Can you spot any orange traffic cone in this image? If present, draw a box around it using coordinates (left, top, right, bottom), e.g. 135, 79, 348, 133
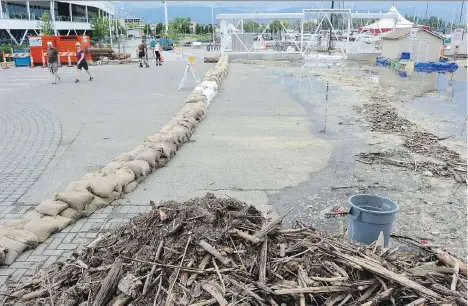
41, 50, 47, 68
67, 51, 73, 67
2, 52, 9, 69
58, 52, 62, 67
30, 56, 35, 68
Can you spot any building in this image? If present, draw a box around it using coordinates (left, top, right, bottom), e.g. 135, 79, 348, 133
359, 5, 413, 35
0, 1, 114, 45
118, 17, 142, 38
190, 21, 196, 34
381, 27, 444, 62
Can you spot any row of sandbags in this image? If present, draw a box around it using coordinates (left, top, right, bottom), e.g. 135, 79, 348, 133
0, 55, 230, 266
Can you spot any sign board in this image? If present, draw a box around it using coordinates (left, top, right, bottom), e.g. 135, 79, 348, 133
410, 26, 418, 39
82, 36, 88, 43
29, 37, 42, 47
452, 28, 463, 46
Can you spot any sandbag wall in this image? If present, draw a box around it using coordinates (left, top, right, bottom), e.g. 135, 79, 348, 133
0, 55, 229, 266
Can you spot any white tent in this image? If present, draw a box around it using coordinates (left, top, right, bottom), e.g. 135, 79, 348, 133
359, 5, 413, 35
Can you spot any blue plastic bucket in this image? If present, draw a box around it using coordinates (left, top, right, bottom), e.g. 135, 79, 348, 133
347, 194, 399, 247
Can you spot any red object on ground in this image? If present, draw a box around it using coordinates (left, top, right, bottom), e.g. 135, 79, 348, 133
420, 240, 429, 245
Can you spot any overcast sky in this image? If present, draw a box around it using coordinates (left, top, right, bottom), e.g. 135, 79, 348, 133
121, 1, 466, 21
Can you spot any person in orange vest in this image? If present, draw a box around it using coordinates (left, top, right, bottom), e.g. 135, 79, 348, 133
47, 41, 61, 84
75, 42, 93, 83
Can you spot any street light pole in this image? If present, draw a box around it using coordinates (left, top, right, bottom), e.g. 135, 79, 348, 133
211, 5, 219, 44
163, 1, 168, 35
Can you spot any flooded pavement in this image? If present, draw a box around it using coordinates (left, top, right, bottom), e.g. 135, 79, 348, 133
238, 60, 467, 258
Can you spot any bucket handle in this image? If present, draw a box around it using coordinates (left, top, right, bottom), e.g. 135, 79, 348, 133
348, 207, 361, 220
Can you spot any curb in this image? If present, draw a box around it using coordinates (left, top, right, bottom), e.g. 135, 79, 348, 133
0, 55, 230, 266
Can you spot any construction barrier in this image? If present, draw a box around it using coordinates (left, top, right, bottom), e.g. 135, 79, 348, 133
2, 51, 10, 69
174, 46, 184, 60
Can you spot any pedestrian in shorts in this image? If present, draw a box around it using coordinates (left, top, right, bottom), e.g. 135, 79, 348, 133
138, 39, 149, 68
47, 41, 60, 84
75, 42, 93, 83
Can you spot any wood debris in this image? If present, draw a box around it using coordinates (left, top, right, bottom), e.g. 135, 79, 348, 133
3, 194, 467, 306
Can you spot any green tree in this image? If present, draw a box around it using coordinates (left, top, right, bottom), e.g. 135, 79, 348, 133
38, 12, 54, 35
195, 24, 203, 35
143, 24, 152, 36
155, 22, 164, 35
90, 13, 109, 41
244, 21, 259, 33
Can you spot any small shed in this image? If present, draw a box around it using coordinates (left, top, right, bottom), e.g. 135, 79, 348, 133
381, 27, 444, 62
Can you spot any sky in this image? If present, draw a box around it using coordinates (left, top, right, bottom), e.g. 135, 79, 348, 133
120, 1, 467, 22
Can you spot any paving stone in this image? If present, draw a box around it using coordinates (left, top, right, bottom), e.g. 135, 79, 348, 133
0, 268, 16, 276
62, 233, 77, 244
8, 261, 36, 269
43, 256, 59, 268
56, 243, 79, 250
0, 275, 8, 286
10, 269, 27, 282
42, 249, 64, 256
27, 255, 50, 262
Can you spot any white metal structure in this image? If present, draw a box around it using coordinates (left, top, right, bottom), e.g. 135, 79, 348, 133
0, 1, 114, 44
217, 9, 399, 59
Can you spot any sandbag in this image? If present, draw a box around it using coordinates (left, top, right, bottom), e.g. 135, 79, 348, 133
157, 157, 169, 168
66, 180, 91, 192
124, 160, 150, 177
102, 161, 125, 175
0, 237, 28, 265
83, 172, 106, 180
35, 199, 69, 216
89, 176, 118, 198
185, 93, 207, 104
146, 133, 165, 143
136, 149, 161, 168
0, 228, 39, 248
23, 210, 43, 220
153, 141, 177, 158
60, 208, 82, 220
42, 215, 73, 230
55, 190, 94, 211
83, 196, 108, 216
123, 181, 138, 193
114, 167, 136, 186
23, 219, 57, 243
0, 248, 5, 265
114, 153, 134, 163
7, 219, 29, 230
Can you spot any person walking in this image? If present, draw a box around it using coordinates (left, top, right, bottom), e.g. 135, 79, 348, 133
75, 42, 93, 83
155, 40, 163, 66
47, 41, 60, 84
138, 39, 149, 68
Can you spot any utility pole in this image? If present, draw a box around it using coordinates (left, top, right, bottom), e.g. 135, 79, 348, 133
424, 4, 428, 20
328, 1, 334, 55
459, 1, 465, 25
163, 1, 168, 35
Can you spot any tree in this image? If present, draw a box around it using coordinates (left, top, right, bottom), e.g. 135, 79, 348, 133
195, 24, 203, 35
38, 12, 54, 35
90, 13, 109, 41
155, 22, 164, 35
244, 21, 259, 33
143, 24, 152, 36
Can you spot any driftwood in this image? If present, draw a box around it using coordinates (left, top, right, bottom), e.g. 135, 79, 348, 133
91, 258, 122, 306
3, 194, 467, 306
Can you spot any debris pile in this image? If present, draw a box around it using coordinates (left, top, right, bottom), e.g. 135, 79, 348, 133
5, 194, 467, 306
0, 55, 230, 266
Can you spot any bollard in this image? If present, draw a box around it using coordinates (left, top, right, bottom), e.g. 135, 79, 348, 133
2, 51, 10, 69
67, 51, 73, 67
41, 51, 47, 68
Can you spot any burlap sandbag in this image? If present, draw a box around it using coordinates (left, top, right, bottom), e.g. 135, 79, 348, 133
60, 208, 82, 220
124, 160, 150, 177
66, 180, 91, 192
185, 93, 207, 104
35, 199, 69, 216
136, 149, 161, 168
102, 161, 125, 175
7, 219, 29, 230
42, 215, 73, 230
114, 153, 134, 163
0, 237, 28, 265
55, 190, 94, 211
83, 196, 108, 216
146, 133, 164, 143
150, 141, 176, 158
83, 172, 104, 180
157, 157, 169, 168
114, 167, 136, 187
0, 228, 38, 248
22, 210, 43, 221
89, 176, 118, 198
123, 181, 138, 193
23, 219, 57, 243
0, 248, 5, 265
